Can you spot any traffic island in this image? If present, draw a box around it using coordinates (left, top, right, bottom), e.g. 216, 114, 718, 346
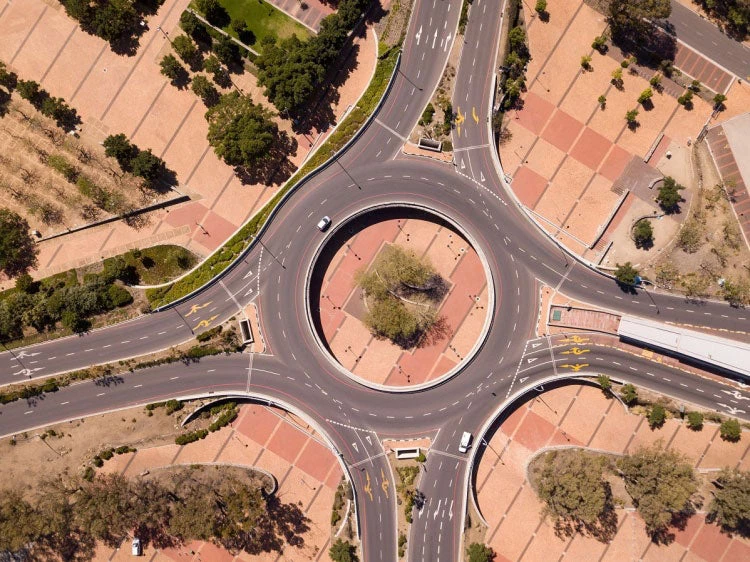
309, 206, 491, 389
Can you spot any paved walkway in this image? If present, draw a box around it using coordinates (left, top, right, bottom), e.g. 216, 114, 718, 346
476, 384, 750, 562
320, 217, 488, 387
95, 403, 343, 561
0, 0, 375, 284
265, 0, 334, 32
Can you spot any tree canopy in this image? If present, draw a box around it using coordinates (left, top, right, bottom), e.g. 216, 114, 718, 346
656, 176, 684, 213
535, 449, 617, 541
0, 209, 38, 277
205, 92, 279, 168
707, 467, 750, 537
617, 445, 698, 541
466, 542, 495, 562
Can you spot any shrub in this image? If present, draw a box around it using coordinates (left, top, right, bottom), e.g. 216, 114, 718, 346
175, 429, 209, 445
418, 102, 435, 125
598, 94, 606, 109
597, 374, 612, 394
633, 219, 653, 248
92, 456, 104, 467
47, 154, 78, 183
614, 262, 639, 286
535, 0, 547, 16
620, 383, 638, 405
107, 284, 133, 307
686, 412, 703, 431
208, 406, 238, 432
591, 34, 607, 52
625, 109, 639, 124
196, 325, 222, 342
713, 93, 727, 108
165, 399, 183, 415
648, 404, 666, 429
677, 89, 694, 108
720, 419, 742, 442
580, 55, 592, 70
649, 74, 662, 87
637, 88, 653, 104
99, 448, 114, 460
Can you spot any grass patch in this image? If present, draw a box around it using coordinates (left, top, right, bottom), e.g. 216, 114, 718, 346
211, 0, 311, 51
147, 45, 401, 309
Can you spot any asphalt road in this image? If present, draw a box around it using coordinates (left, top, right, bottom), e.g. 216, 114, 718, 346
667, 0, 750, 79
2, 0, 750, 560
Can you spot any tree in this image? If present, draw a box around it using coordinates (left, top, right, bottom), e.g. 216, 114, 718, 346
598, 94, 606, 109
191, 74, 219, 106
648, 404, 666, 429
713, 93, 728, 109
682, 411, 703, 431
649, 73, 662, 88
467, 542, 495, 562
534, 0, 548, 18
364, 297, 421, 344
130, 149, 164, 183
720, 418, 742, 442
609, 0, 671, 39
160, 54, 185, 81
0, 60, 17, 90
103, 133, 137, 169
707, 468, 750, 537
205, 92, 279, 167
614, 262, 639, 286
581, 55, 592, 70
633, 219, 653, 249
592, 34, 608, 52
656, 176, 683, 213
722, 278, 750, 308
16, 79, 41, 103
213, 34, 241, 66
618, 445, 698, 540
677, 89, 694, 108
637, 87, 653, 104
620, 383, 638, 405
625, 109, 639, 126
611, 67, 623, 88
0, 491, 43, 552
536, 450, 616, 541
329, 539, 358, 562
171, 34, 200, 67
0, 209, 38, 277
196, 0, 230, 27
15, 273, 35, 293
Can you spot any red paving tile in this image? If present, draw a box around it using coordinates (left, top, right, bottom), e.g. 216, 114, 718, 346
513, 166, 549, 207
548, 427, 584, 447
197, 542, 234, 562
674, 514, 703, 548
541, 109, 584, 152
690, 519, 732, 561
723, 539, 750, 562
649, 134, 672, 164
515, 91, 556, 135
325, 463, 344, 489
599, 146, 633, 182
196, 210, 240, 251
236, 405, 281, 446
569, 127, 612, 171
320, 308, 346, 342
429, 355, 457, 378
295, 439, 337, 482
502, 407, 527, 437
513, 409, 556, 451
266, 421, 309, 464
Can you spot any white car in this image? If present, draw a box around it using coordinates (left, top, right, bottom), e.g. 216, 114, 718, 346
131, 538, 142, 556
458, 431, 472, 453
317, 216, 332, 231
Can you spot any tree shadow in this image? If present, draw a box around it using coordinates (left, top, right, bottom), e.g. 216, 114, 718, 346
234, 132, 299, 186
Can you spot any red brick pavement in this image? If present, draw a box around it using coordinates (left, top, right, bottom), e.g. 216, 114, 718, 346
569, 127, 612, 171
267, 419, 309, 464
513, 166, 548, 207
541, 109, 584, 153
674, 43, 733, 94
598, 146, 633, 182
515, 91, 556, 135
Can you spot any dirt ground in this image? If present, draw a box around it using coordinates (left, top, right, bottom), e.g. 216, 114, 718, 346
642, 141, 750, 297
0, 98, 166, 236
0, 403, 185, 499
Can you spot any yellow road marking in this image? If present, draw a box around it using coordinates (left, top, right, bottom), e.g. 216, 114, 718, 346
456, 106, 465, 137
561, 347, 590, 356
472, 106, 479, 124
195, 314, 218, 329
559, 335, 589, 344
560, 363, 589, 372
364, 471, 373, 501
380, 468, 390, 499
185, 301, 212, 317
641, 350, 653, 359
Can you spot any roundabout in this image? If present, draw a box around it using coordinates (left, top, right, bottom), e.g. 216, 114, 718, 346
0, 0, 749, 561
308, 204, 494, 390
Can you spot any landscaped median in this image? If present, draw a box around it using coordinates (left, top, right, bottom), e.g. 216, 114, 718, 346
146, 44, 402, 310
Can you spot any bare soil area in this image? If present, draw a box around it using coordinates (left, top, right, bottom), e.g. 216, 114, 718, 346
643, 141, 750, 299
0, 403, 187, 500
0, 99, 171, 237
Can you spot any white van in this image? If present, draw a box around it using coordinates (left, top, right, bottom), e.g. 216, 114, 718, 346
458, 431, 472, 453
131, 538, 142, 556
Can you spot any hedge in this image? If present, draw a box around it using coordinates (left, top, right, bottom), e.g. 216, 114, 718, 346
175, 429, 209, 445
147, 45, 401, 309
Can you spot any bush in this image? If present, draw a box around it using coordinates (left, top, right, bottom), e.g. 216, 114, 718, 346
597, 374, 612, 394
720, 419, 742, 442
106, 284, 133, 307
196, 325, 222, 342
208, 406, 238, 432
614, 262, 639, 286
625, 109, 639, 124
648, 404, 666, 429
677, 89, 694, 108
175, 429, 209, 445
92, 456, 104, 468
591, 34, 607, 52
418, 102, 435, 125
637, 88, 653, 104
535, 0, 547, 16
633, 219, 653, 249
686, 412, 703, 431
598, 94, 606, 109
580, 55, 592, 70
620, 383, 638, 405
713, 93, 727, 108
165, 399, 183, 415
466, 543, 495, 562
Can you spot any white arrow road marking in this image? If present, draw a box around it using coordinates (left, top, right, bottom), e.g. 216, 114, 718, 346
432, 29, 437, 49
13, 367, 44, 377
365, 435, 372, 446
352, 442, 359, 453
242, 269, 254, 279
717, 403, 746, 415
531, 342, 544, 348
519, 376, 529, 384
480, 170, 485, 182
460, 158, 466, 170
415, 25, 422, 45
526, 357, 538, 364
433, 499, 442, 519
449, 500, 454, 520
444, 32, 452, 52
722, 390, 750, 401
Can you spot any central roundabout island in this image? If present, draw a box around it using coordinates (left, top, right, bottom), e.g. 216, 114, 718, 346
308, 206, 493, 389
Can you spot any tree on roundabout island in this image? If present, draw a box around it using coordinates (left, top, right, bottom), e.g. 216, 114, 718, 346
355, 245, 449, 349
